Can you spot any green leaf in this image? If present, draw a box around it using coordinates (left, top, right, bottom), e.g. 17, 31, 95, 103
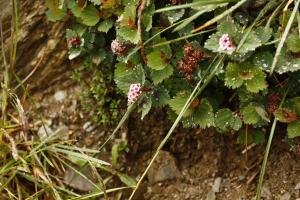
224, 62, 244, 89
80, 5, 100, 26
252, 51, 273, 72
287, 121, 300, 138
255, 27, 272, 44
215, 108, 242, 132
117, 27, 139, 44
114, 63, 145, 94
151, 65, 173, 84
169, 92, 193, 117
193, 99, 214, 128
241, 103, 262, 125
236, 30, 261, 54
147, 46, 171, 70
120, 4, 136, 27
286, 31, 300, 53
46, 9, 65, 22
141, 97, 152, 120
225, 62, 267, 93
117, 173, 137, 187
97, 19, 114, 33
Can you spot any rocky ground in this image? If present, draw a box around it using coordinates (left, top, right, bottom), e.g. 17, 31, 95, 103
30, 83, 300, 200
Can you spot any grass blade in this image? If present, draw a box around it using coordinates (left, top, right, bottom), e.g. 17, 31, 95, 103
270, 0, 300, 75
192, 0, 248, 33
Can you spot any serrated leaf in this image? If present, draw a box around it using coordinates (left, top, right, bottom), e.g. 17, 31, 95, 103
287, 121, 300, 138
151, 65, 173, 84
255, 27, 272, 44
252, 51, 273, 72
224, 63, 244, 89
165, 9, 185, 24
147, 46, 171, 70
193, 99, 214, 128
141, 97, 152, 120
225, 62, 267, 93
241, 104, 262, 125
80, 5, 100, 26
286, 32, 300, 53
120, 4, 136, 27
237, 30, 261, 54
46, 9, 65, 22
244, 69, 267, 93
97, 19, 114, 33
255, 106, 270, 122
114, 63, 145, 94
117, 27, 139, 44
169, 92, 193, 117
215, 108, 242, 132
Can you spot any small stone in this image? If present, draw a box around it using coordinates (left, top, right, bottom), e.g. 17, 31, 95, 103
147, 150, 180, 184
37, 125, 53, 140
54, 90, 66, 102
295, 182, 300, 190
206, 191, 216, 200
212, 177, 222, 193
280, 193, 291, 200
83, 121, 93, 132
64, 167, 96, 192
261, 184, 272, 199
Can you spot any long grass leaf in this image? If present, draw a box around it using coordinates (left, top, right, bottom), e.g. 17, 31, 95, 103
192, 0, 248, 33
270, 0, 300, 75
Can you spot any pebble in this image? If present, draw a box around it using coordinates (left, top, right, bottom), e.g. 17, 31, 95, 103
212, 177, 222, 193
54, 90, 66, 102
295, 182, 300, 190
206, 191, 216, 200
280, 193, 291, 200
147, 150, 180, 184
37, 124, 53, 139
261, 184, 272, 199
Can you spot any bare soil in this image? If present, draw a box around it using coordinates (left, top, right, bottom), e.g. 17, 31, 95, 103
33, 84, 300, 200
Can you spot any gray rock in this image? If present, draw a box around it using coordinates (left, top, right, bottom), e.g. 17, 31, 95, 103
37, 125, 53, 140
54, 90, 66, 102
147, 150, 180, 184
280, 193, 291, 200
206, 191, 216, 200
212, 177, 222, 193
83, 121, 94, 132
295, 182, 300, 190
64, 167, 96, 192
261, 184, 272, 199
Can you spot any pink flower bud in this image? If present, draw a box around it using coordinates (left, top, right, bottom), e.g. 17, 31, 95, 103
219, 34, 235, 55
127, 83, 142, 105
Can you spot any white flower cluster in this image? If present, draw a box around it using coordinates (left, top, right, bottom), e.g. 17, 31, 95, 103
219, 34, 235, 55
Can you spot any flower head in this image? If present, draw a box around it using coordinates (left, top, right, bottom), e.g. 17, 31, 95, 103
111, 39, 127, 56
128, 83, 142, 105
219, 34, 235, 55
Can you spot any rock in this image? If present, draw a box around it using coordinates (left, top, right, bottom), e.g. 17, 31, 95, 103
280, 193, 291, 200
83, 121, 94, 132
37, 124, 53, 139
261, 184, 272, 199
147, 150, 180, 184
206, 191, 216, 200
64, 167, 96, 192
54, 90, 66, 102
295, 182, 300, 190
212, 177, 222, 193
